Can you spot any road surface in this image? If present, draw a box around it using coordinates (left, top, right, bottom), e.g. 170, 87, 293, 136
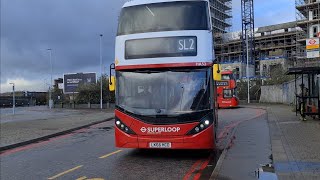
0, 107, 269, 180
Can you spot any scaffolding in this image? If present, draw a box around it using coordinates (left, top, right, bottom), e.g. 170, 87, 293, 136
214, 22, 298, 77
210, 0, 232, 34
295, 0, 320, 67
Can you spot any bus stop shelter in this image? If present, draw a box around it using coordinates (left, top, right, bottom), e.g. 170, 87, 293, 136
286, 67, 320, 120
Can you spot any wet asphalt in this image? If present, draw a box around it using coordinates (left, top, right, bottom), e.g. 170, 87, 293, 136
0, 107, 269, 180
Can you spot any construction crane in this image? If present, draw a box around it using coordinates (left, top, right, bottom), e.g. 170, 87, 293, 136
241, 0, 255, 103
241, 0, 255, 73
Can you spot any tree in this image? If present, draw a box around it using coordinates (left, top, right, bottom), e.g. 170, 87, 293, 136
76, 83, 99, 104
264, 65, 294, 85
237, 79, 262, 101
52, 84, 64, 104
76, 75, 115, 104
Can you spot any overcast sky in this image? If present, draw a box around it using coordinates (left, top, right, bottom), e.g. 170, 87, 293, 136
0, 0, 295, 93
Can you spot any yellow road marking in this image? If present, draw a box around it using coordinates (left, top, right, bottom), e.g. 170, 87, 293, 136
99, 150, 122, 159
48, 165, 83, 180
76, 176, 87, 180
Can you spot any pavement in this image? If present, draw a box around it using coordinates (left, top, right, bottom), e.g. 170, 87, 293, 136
267, 104, 320, 180
211, 104, 320, 180
0, 106, 114, 148
216, 107, 271, 180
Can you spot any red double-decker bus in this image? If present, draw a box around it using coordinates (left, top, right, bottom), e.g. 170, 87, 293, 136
216, 70, 239, 108
110, 0, 218, 149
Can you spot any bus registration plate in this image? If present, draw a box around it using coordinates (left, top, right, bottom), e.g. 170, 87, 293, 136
149, 142, 172, 148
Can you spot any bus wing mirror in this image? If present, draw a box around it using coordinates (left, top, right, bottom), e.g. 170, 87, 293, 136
109, 63, 115, 92
109, 76, 116, 92
213, 64, 221, 81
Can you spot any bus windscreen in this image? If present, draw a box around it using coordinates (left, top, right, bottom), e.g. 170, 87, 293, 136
116, 68, 211, 117
117, 1, 209, 35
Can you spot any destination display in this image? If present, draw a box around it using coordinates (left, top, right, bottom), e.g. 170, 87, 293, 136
125, 36, 197, 59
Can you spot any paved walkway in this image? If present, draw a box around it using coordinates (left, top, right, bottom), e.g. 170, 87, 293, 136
267, 104, 320, 179
217, 108, 271, 180
0, 106, 114, 147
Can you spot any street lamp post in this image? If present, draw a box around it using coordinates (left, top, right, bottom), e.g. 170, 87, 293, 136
47, 48, 53, 109
246, 32, 250, 104
9, 83, 15, 115
100, 34, 103, 110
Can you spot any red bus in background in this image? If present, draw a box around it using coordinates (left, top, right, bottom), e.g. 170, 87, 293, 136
216, 70, 239, 108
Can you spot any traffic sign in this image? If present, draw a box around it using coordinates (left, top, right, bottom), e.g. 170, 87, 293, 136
306, 38, 320, 58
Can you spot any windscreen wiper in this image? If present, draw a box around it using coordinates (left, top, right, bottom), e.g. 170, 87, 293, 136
145, 6, 155, 16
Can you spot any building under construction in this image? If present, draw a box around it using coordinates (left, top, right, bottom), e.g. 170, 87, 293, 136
296, 0, 320, 67
209, 0, 232, 34
215, 22, 298, 78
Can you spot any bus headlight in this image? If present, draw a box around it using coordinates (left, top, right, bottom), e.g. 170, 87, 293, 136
204, 120, 210, 125
186, 117, 213, 135
115, 117, 136, 135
